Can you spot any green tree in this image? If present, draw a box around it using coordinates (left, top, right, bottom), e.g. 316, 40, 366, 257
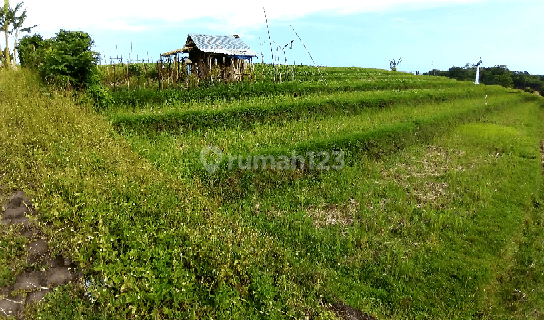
9, 2, 36, 65
17, 33, 46, 68
448, 66, 469, 81
39, 30, 99, 88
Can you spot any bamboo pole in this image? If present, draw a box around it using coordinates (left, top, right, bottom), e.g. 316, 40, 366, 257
157, 61, 162, 91
127, 56, 130, 90
113, 63, 116, 90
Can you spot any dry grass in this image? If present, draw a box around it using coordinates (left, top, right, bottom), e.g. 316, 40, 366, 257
380, 145, 468, 208
305, 198, 360, 228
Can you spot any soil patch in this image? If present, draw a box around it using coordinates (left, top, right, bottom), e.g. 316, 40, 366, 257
330, 302, 379, 320
0, 191, 79, 318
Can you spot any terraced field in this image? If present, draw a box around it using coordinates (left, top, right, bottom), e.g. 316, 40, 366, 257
1, 67, 543, 319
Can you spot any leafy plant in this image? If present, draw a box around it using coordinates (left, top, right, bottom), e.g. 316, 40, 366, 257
8, 1, 36, 65
16, 32, 44, 68
40, 30, 99, 88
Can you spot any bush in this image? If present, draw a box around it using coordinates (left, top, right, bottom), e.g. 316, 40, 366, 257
17, 34, 47, 69
85, 68, 113, 109
41, 30, 99, 88
87, 83, 113, 109
18, 30, 99, 89
18, 30, 112, 109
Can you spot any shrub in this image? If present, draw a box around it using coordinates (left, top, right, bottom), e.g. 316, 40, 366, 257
41, 30, 99, 88
17, 34, 47, 69
18, 30, 99, 89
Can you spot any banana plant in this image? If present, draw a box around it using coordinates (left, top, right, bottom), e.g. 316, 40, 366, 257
9, 2, 36, 66
2, 0, 9, 68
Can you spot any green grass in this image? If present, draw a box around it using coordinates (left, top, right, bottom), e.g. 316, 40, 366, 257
1, 67, 543, 320
219, 96, 544, 319
109, 86, 493, 134
0, 223, 27, 288
114, 90, 519, 184
104, 66, 467, 110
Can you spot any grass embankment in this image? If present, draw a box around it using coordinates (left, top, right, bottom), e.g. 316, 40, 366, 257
228, 96, 544, 319
110, 87, 491, 134
106, 67, 465, 109
0, 70, 337, 319
1, 67, 544, 319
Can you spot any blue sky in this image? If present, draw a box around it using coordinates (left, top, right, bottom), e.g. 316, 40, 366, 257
16, 0, 544, 74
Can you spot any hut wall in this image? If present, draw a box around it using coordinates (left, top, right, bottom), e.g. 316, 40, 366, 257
188, 49, 250, 82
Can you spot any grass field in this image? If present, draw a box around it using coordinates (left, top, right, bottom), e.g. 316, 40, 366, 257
1, 67, 543, 319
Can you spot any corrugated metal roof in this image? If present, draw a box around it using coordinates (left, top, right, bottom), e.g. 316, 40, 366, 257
187, 34, 257, 57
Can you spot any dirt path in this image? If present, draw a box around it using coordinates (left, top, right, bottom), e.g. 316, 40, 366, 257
0, 191, 79, 318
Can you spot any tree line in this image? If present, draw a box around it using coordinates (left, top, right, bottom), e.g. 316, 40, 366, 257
424, 64, 543, 93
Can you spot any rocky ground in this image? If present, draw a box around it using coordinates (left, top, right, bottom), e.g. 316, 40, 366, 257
0, 190, 376, 320
0, 191, 79, 318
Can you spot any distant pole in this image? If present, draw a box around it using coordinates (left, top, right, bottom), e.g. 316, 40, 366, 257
263, 7, 276, 84
127, 54, 130, 90
259, 37, 264, 82
113, 62, 116, 90
290, 25, 325, 84
157, 60, 162, 91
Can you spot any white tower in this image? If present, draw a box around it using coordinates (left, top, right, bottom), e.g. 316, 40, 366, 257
475, 58, 483, 85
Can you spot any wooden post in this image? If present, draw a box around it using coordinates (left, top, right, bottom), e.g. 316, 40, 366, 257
176, 54, 180, 83
157, 61, 162, 91
168, 57, 171, 87
144, 61, 148, 88
113, 63, 116, 90
174, 55, 178, 83
127, 59, 130, 90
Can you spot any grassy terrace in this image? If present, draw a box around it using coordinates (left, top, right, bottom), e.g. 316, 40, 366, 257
1, 67, 543, 319
107, 67, 466, 109
110, 87, 491, 133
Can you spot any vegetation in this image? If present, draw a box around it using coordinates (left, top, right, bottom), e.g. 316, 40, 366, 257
389, 58, 401, 72
0, 0, 35, 68
1, 64, 544, 320
18, 30, 100, 88
425, 64, 543, 93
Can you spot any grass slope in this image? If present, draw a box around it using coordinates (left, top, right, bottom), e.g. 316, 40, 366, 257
1, 67, 543, 320
0, 70, 334, 319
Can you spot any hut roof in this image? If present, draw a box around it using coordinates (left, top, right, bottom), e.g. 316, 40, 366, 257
182, 34, 257, 58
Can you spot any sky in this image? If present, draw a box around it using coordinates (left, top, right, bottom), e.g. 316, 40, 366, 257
9, 0, 544, 75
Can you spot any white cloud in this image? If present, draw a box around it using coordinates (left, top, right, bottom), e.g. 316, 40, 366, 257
22, 0, 489, 34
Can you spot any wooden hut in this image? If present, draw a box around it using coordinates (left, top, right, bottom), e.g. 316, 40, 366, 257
161, 34, 257, 82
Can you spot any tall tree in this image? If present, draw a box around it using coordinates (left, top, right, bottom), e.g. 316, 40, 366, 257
0, 7, 4, 67
9, 2, 36, 66
2, 0, 11, 68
